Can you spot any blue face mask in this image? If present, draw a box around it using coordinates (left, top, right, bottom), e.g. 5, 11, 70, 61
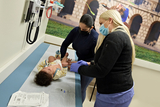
99, 23, 110, 36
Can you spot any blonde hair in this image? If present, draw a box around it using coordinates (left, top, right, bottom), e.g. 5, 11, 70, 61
95, 10, 135, 65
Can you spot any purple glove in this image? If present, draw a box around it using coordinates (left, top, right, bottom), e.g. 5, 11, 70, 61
70, 63, 82, 73
77, 60, 88, 66
70, 60, 88, 73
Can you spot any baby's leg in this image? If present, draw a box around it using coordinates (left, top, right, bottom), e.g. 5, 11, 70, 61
48, 56, 56, 63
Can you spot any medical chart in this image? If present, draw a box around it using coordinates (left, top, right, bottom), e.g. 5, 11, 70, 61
7, 91, 49, 107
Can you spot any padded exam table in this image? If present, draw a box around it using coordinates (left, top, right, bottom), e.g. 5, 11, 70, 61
0, 43, 82, 107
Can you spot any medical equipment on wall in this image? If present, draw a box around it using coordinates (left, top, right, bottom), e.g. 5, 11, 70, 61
24, 0, 64, 44
45, 0, 53, 18
24, 0, 45, 44
52, 1, 64, 13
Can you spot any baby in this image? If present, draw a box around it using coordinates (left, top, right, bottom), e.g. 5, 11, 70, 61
34, 50, 73, 86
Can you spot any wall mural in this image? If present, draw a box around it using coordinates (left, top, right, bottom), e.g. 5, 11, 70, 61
46, 0, 160, 64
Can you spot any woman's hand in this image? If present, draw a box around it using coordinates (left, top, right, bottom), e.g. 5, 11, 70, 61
70, 60, 88, 73
67, 60, 77, 70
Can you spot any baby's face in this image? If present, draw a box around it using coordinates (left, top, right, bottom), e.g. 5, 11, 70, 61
41, 64, 61, 77
41, 66, 53, 76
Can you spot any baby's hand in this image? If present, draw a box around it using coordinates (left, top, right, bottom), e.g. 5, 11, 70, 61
67, 58, 72, 64
64, 52, 69, 57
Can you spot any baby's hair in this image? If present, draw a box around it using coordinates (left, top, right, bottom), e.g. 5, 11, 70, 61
34, 71, 52, 86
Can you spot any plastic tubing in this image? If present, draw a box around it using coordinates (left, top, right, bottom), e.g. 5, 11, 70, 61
46, 6, 52, 18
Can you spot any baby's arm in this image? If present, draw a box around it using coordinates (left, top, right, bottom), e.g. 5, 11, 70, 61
61, 53, 69, 67
37, 60, 47, 71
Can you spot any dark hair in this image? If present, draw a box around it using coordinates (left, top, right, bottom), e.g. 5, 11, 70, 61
34, 71, 52, 86
80, 14, 94, 28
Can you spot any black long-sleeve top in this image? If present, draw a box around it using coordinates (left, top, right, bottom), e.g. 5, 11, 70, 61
78, 30, 134, 94
60, 27, 98, 62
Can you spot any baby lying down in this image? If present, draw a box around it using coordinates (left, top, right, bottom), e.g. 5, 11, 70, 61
34, 50, 76, 86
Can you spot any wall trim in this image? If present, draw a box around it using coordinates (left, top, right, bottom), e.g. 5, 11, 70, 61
134, 58, 160, 72
0, 36, 45, 84
44, 34, 73, 49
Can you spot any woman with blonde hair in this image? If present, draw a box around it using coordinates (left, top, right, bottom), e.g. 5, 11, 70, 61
70, 10, 135, 107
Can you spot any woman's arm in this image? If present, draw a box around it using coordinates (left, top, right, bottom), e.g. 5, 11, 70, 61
60, 27, 77, 58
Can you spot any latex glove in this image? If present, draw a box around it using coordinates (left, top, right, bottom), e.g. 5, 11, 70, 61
77, 60, 88, 66
70, 60, 88, 73
70, 63, 82, 73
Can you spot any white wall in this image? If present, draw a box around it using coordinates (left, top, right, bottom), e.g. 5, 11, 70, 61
0, 0, 49, 83
130, 59, 160, 107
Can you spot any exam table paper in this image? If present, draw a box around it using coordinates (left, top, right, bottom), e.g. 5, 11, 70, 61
18, 45, 77, 107
8, 91, 49, 107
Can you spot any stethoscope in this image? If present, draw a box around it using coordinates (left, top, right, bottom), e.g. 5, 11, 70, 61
26, 12, 41, 44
